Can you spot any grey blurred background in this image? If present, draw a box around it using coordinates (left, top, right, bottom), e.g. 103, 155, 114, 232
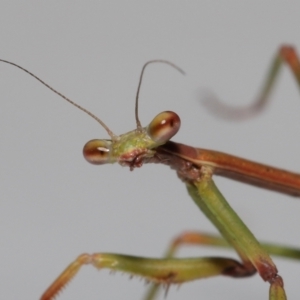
0, 2, 299, 300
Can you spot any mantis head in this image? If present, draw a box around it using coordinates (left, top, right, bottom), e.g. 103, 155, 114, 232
83, 110, 181, 166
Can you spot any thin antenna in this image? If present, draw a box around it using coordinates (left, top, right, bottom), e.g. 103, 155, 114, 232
135, 60, 185, 130
0, 59, 117, 139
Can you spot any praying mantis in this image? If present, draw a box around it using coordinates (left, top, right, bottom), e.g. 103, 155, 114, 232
1, 45, 300, 300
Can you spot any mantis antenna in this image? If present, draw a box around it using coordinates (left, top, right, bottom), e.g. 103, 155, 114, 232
0, 59, 184, 137
0, 59, 117, 139
135, 60, 185, 130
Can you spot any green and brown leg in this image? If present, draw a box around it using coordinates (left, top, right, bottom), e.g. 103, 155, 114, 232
41, 251, 259, 300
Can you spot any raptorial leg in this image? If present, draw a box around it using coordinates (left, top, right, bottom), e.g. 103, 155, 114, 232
40, 252, 257, 300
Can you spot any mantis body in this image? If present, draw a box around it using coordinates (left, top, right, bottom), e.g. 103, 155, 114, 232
1, 46, 300, 300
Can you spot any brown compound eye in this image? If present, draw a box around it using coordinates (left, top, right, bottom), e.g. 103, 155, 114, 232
83, 139, 112, 165
147, 111, 181, 144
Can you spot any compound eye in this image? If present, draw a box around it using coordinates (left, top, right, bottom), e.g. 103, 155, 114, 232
147, 111, 181, 144
83, 139, 112, 165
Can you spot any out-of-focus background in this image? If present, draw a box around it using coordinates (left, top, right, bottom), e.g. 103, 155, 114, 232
0, 2, 299, 300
